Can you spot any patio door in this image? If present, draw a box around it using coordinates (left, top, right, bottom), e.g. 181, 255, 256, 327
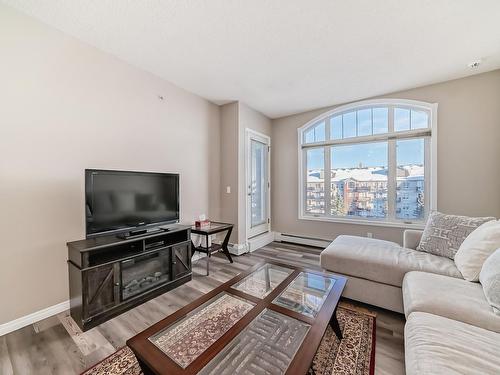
246, 129, 271, 239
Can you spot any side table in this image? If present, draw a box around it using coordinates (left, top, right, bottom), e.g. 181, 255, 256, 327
191, 222, 234, 275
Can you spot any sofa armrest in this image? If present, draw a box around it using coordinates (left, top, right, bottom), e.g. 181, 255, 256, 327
404, 230, 423, 250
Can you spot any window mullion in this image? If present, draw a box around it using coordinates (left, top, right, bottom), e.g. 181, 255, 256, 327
387, 105, 396, 221
325, 117, 330, 140
388, 105, 395, 133
324, 146, 331, 217
388, 139, 397, 221
303, 149, 307, 215
424, 137, 431, 216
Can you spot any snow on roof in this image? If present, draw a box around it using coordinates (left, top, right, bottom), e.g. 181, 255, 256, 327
307, 165, 423, 183
401, 165, 424, 177
332, 167, 387, 182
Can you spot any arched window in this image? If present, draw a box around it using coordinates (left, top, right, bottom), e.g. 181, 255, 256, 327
298, 99, 437, 227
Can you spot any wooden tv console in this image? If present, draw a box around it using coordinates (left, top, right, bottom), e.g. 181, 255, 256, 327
67, 225, 192, 331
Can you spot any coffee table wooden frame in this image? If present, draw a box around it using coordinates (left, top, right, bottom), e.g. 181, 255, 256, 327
127, 260, 347, 375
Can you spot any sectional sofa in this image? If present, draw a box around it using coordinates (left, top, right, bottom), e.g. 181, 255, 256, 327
320, 230, 500, 374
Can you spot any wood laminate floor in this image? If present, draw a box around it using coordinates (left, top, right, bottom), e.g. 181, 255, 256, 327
0, 242, 406, 375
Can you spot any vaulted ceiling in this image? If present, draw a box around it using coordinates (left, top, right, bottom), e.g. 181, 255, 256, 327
3, 0, 500, 118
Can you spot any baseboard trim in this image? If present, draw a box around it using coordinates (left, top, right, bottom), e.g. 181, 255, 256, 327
228, 242, 248, 256
248, 231, 275, 252
0, 300, 70, 337
275, 232, 332, 248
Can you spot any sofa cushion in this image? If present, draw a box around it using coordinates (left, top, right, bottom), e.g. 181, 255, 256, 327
480, 248, 500, 315
454, 220, 500, 281
403, 271, 500, 333
320, 235, 461, 287
405, 312, 500, 375
417, 211, 494, 259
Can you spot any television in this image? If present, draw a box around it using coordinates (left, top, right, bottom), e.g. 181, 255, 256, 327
85, 169, 179, 237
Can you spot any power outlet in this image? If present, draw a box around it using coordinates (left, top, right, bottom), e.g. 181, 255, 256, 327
367, 232, 373, 238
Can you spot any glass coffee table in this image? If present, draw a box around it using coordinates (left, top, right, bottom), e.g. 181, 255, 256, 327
127, 261, 346, 375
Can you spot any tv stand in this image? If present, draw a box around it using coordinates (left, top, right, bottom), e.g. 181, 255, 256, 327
67, 225, 192, 331
117, 227, 165, 239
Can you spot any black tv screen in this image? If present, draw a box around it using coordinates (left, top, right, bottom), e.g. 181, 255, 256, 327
85, 169, 179, 237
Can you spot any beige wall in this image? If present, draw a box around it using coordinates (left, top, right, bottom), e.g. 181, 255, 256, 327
272, 70, 500, 244
0, 5, 221, 324
238, 103, 272, 242
220, 102, 239, 242
219, 101, 272, 244
239, 102, 273, 137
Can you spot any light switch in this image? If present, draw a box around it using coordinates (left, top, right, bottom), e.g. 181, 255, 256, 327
226, 186, 231, 194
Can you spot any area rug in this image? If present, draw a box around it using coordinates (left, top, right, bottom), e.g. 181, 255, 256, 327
309, 304, 376, 375
82, 305, 375, 375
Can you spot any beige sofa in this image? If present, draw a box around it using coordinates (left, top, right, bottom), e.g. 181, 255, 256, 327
320, 231, 500, 375
320, 231, 462, 313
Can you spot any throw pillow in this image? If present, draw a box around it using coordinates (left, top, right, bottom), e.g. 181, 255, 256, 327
479, 248, 500, 315
417, 211, 495, 259
455, 220, 500, 281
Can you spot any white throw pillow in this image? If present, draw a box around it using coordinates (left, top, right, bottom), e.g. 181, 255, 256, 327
455, 220, 500, 281
479, 249, 500, 315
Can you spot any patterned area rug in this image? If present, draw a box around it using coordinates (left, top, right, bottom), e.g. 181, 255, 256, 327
82, 305, 375, 375
309, 305, 376, 375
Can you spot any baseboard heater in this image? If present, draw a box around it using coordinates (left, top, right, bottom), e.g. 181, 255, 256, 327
277, 233, 332, 248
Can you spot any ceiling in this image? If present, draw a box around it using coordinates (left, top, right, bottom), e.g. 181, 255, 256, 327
3, 0, 500, 118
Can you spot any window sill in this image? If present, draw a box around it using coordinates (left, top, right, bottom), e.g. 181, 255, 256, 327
299, 214, 426, 230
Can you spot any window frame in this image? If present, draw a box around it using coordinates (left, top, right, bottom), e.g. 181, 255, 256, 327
297, 99, 437, 229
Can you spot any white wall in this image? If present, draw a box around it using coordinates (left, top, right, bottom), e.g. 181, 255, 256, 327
0, 4, 221, 324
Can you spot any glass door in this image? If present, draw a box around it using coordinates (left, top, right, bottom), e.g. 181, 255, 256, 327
246, 130, 270, 239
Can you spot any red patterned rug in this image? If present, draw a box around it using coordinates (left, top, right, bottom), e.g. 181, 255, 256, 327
82, 305, 375, 375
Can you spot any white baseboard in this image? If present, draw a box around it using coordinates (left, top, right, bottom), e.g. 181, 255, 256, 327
274, 232, 332, 248
0, 300, 70, 337
228, 242, 248, 256
248, 231, 275, 252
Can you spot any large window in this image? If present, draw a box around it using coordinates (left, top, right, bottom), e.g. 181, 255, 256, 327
299, 99, 436, 227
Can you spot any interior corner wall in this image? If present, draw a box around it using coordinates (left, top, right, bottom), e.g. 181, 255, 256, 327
0, 4, 221, 325
220, 102, 240, 243
219, 101, 272, 245
271, 70, 500, 245
237, 102, 272, 243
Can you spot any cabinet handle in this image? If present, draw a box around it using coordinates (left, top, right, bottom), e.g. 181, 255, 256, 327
114, 282, 120, 287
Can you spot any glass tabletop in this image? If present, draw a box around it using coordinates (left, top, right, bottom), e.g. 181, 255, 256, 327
198, 308, 310, 375
191, 222, 232, 233
148, 292, 254, 369
231, 263, 294, 299
273, 272, 336, 318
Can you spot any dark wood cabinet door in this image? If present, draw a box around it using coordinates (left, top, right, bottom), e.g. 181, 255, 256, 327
83, 264, 119, 319
172, 243, 191, 279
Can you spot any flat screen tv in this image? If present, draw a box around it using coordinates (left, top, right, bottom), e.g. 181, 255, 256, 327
85, 169, 179, 237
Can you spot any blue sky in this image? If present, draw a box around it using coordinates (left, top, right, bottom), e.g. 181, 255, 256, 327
305, 108, 428, 170
307, 138, 424, 170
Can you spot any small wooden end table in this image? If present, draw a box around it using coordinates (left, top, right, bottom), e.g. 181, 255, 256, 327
191, 222, 234, 275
